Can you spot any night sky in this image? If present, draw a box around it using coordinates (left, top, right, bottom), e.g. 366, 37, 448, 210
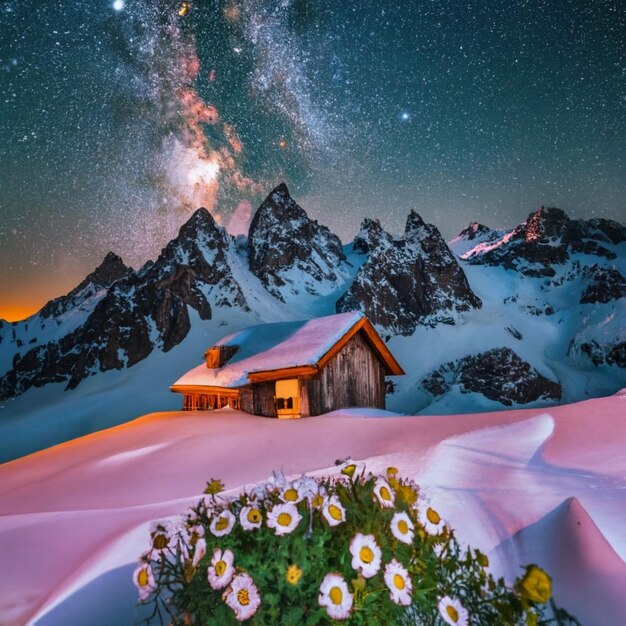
1, 0, 624, 321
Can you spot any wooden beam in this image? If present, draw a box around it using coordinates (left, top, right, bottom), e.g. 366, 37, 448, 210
247, 365, 318, 384
170, 384, 240, 397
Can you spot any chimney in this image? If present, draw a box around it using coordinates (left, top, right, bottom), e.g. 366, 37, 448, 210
205, 345, 238, 368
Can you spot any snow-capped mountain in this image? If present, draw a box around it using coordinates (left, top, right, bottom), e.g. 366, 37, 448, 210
1, 187, 625, 461
337, 211, 482, 335
247, 183, 351, 301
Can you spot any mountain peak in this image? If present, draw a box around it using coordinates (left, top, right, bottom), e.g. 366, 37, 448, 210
248, 184, 346, 300
78, 251, 132, 292
271, 182, 291, 198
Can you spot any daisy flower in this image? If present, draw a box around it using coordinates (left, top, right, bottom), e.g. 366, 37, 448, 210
224, 572, 261, 621
280, 484, 304, 504
191, 537, 206, 567
322, 495, 346, 526
210, 510, 236, 537
133, 563, 156, 601
438, 596, 469, 626
349, 533, 382, 578
372, 477, 395, 508
318, 573, 353, 620
420, 506, 445, 535
390, 511, 414, 544
207, 548, 235, 590
266, 503, 302, 536
383, 559, 413, 606
149, 524, 170, 551
240, 505, 263, 530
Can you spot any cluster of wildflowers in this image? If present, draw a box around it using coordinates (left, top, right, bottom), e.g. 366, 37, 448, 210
134, 467, 579, 625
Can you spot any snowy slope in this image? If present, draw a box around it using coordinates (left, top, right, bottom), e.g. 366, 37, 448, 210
1, 198, 625, 462
0, 391, 624, 625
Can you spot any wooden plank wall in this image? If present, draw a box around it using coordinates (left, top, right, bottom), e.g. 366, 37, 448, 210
252, 381, 277, 417
240, 388, 254, 414
306, 330, 386, 416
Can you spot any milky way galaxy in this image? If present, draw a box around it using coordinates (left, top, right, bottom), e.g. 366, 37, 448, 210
1, 0, 624, 320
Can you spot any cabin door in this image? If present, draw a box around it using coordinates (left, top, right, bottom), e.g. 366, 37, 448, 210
275, 379, 300, 419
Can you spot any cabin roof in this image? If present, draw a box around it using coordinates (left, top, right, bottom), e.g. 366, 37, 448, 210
171, 312, 404, 391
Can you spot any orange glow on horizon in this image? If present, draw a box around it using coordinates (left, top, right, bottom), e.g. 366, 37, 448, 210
0, 302, 42, 323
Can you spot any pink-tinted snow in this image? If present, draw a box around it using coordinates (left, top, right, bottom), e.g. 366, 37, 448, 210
0, 392, 624, 625
172, 311, 364, 388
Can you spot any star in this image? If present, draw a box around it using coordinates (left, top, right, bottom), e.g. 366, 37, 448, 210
112, 0, 124, 11
399, 111, 411, 122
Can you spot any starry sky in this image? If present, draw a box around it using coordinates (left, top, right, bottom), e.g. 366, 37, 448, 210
1, 0, 625, 321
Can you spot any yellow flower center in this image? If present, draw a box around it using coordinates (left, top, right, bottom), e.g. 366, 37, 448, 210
380, 486, 392, 501
397, 519, 409, 534
237, 589, 250, 606
138, 568, 149, 587
284, 488, 299, 501
215, 517, 229, 531
286, 564, 302, 585
311, 494, 324, 508
152, 534, 168, 550
446, 605, 459, 622
328, 504, 343, 521
247, 508, 261, 523
393, 573, 405, 590
215, 560, 226, 576
277, 512, 292, 526
427, 507, 441, 524
359, 546, 375, 564
329, 586, 343, 605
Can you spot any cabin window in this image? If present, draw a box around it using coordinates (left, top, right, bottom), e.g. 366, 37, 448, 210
275, 379, 300, 419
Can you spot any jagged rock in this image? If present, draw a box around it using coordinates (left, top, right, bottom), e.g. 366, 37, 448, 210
607, 343, 626, 368
456, 222, 494, 241
248, 183, 347, 300
39, 251, 133, 320
337, 211, 481, 335
421, 347, 561, 406
462, 207, 618, 276
580, 266, 626, 305
0, 208, 248, 399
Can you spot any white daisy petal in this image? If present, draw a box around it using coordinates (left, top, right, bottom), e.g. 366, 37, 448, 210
191, 537, 207, 567
318, 573, 353, 620
373, 477, 395, 508
224, 572, 261, 621
438, 596, 469, 626
207, 548, 235, 590
420, 506, 445, 535
383, 559, 413, 606
390, 511, 414, 544
210, 510, 236, 537
240, 505, 263, 531
133, 563, 156, 601
266, 503, 302, 536
322, 495, 346, 527
349, 533, 382, 578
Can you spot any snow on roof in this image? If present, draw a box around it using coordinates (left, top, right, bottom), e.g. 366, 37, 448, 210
172, 311, 365, 388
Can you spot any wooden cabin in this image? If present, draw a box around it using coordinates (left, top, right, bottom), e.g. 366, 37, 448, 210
170, 312, 404, 418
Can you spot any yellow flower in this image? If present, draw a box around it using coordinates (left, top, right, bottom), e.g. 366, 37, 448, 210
397, 484, 418, 506
386, 467, 400, 490
341, 463, 357, 478
286, 564, 303, 585
204, 478, 224, 495
517, 565, 552, 604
